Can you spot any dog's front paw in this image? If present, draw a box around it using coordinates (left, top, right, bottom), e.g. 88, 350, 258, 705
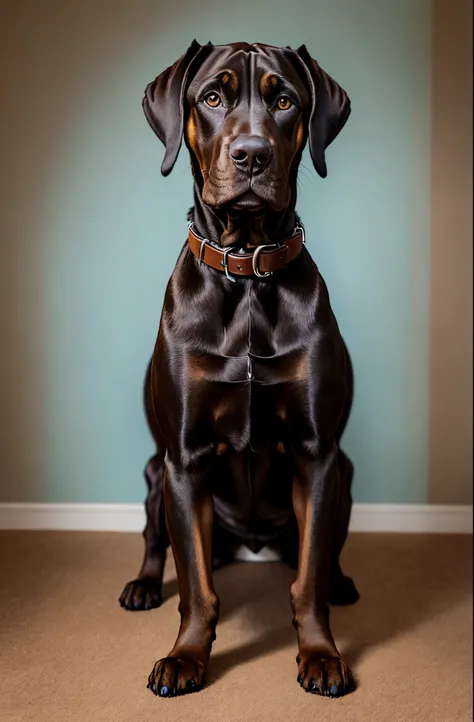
118, 578, 162, 611
147, 656, 204, 697
296, 653, 355, 697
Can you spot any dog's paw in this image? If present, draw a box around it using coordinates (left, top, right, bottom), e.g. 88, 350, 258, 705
118, 578, 162, 611
296, 653, 355, 697
328, 573, 360, 606
147, 656, 204, 697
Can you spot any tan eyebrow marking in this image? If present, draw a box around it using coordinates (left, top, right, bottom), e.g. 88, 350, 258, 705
259, 72, 281, 95
218, 69, 238, 93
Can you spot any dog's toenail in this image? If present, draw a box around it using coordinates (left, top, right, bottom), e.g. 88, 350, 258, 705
330, 684, 338, 696
160, 685, 169, 696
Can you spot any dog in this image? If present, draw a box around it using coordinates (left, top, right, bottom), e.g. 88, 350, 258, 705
119, 40, 359, 699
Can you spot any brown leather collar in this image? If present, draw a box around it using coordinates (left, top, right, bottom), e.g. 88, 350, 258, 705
188, 223, 305, 280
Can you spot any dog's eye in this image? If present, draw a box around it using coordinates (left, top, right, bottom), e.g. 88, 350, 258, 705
276, 96, 293, 111
204, 92, 222, 108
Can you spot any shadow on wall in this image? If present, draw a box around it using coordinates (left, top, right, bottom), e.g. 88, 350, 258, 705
1, 0, 201, 503
0, 0, 431, 504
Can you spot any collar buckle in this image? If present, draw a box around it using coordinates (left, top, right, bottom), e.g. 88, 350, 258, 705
252, 243, 283, 278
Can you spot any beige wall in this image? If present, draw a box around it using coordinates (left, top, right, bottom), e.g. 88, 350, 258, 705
429, 0, 473, 503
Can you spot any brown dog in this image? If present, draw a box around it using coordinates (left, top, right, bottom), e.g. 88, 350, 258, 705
119, 40, 359, 699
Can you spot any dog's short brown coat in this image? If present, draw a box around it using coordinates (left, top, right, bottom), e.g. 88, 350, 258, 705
119, 40, 359, 699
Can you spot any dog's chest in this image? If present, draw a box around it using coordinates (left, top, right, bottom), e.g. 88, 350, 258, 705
187, 280, 311, 386
184, 280, 314, 452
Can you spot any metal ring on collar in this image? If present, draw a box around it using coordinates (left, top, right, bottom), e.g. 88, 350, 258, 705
295, 222, 306, 245
198, 238, 212, 264
252, 244, 280, 278
222, 246, 237, 283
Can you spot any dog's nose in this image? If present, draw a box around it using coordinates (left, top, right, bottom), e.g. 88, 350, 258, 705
229, 135, 273, 174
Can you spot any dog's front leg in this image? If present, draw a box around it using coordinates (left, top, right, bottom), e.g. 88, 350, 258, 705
291, 442, 354, 697
147, 452, 219, 698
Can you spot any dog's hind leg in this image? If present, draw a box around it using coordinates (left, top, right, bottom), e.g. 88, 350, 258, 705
211, 519, 238, 570
119, 452, 170, 610
328, 449, 360, 605
119, 356, 171, 610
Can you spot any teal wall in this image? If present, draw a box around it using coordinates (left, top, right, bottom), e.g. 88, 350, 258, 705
37, 0, 431, 503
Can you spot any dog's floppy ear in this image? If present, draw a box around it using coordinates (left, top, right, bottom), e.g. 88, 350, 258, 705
295, 44, 351, 178
143, 40, 212, 176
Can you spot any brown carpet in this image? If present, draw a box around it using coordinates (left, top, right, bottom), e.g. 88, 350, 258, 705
0, 532, 471, 722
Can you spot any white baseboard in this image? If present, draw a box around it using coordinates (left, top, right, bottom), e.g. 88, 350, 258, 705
349, 503, 472, 533
0, 502, 471, 534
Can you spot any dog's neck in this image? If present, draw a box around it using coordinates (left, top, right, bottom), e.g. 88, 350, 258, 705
189, 183, 299, 249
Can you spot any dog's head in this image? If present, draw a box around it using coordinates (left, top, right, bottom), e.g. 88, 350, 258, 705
144, 41, 350, 214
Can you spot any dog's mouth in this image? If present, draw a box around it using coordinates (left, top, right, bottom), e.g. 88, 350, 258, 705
202, 175, 290, 214
230, 190, 265, 212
